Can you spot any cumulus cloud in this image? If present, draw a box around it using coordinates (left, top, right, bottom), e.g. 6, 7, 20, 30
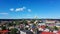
23, 6, 26, 9
10, 8, 14, 11
15, 6, 26, 12
27, 9, 31, 12
0, 13, 8, 15
10, 6, 32, 12
15, 8, 24, 11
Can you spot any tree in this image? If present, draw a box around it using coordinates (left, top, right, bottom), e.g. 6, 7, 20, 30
22, 19, 27, 25
14, 21, 20, 25
54, 26, 58, 30
8, 23, 13, 26
46, 26, 50, 29
1, 25, 6, 30
10, 28, 18, 34
31, 19, 35, 23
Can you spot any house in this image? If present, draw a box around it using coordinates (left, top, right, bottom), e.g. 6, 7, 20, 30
45, 19, 56, 27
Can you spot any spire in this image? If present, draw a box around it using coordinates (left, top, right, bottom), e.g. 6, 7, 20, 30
34, 16, 38, 19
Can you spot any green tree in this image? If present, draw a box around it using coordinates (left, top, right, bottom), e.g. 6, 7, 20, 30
30, 19, 35, 23
54, 26, 58, 30
10, 28, 18, 34
23, 19, 27, 25
8, 23, 13, 26
46, 26, 50, 29
14, 21, 20, 25
1, 26, 6, 30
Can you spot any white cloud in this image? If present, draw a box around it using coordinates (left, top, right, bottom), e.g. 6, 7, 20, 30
15, 8, 24, 12
0, 13, 8, 15
10, 8, 14, 11
28, 9, 31, 12
23, 6, 26, 9
15, 6, 26, 12
9, 6, 32, 12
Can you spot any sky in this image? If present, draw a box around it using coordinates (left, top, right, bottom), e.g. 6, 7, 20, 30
0, 0, 60, 19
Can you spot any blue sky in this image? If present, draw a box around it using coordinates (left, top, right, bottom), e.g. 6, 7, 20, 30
0, 0, 60, 19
